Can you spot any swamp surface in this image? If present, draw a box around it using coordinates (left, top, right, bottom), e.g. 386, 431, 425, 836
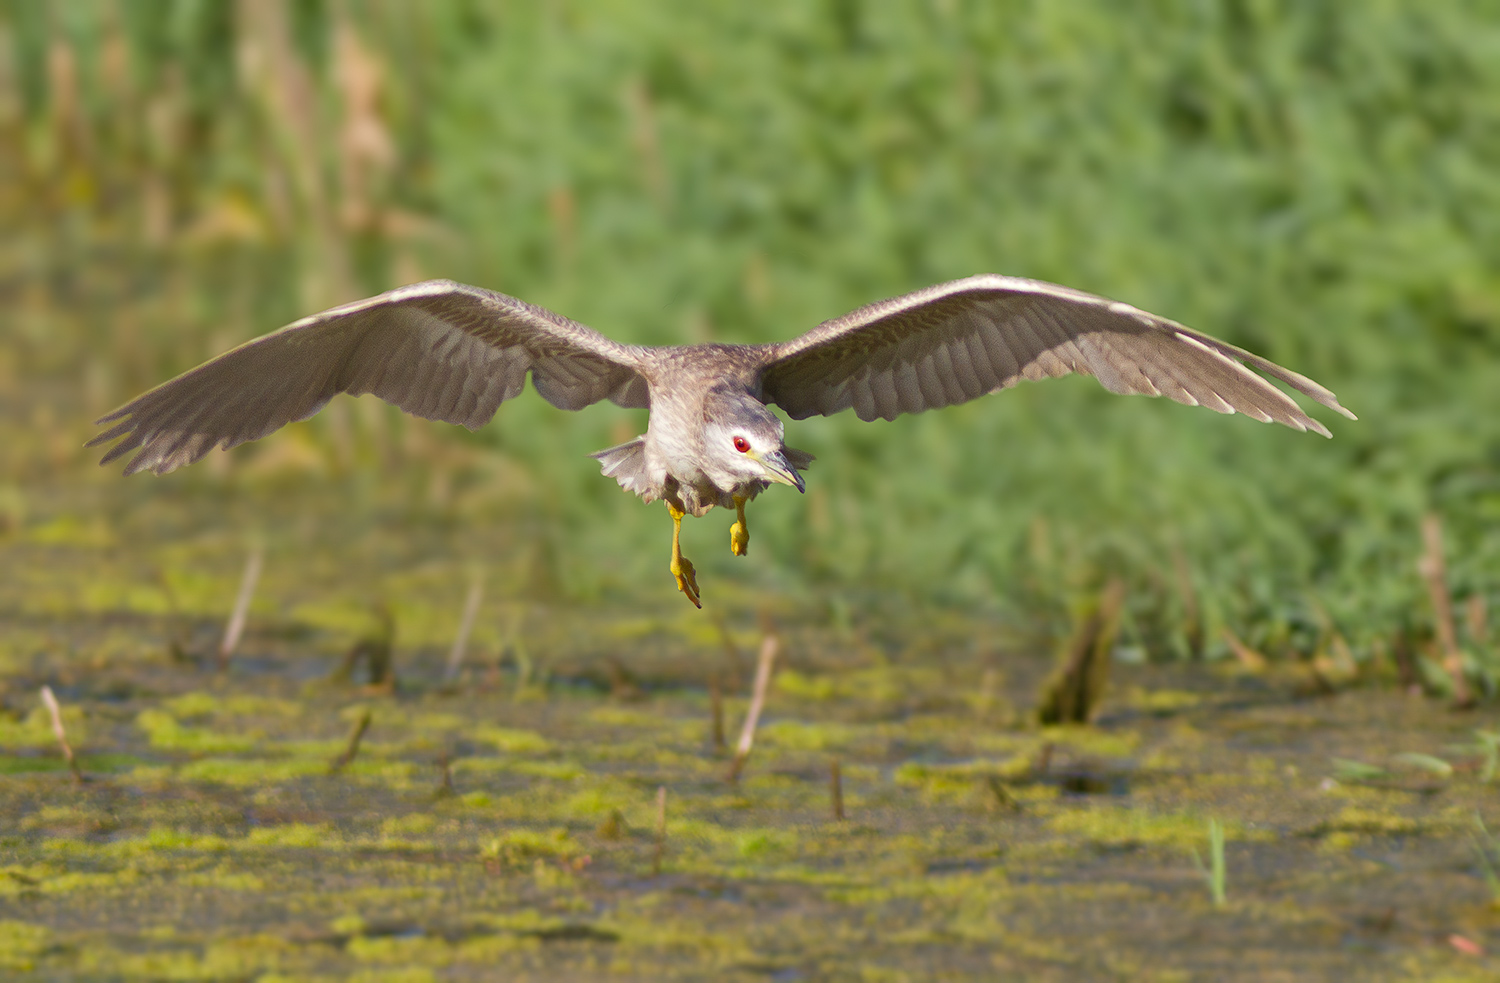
2, 486, 1498, 983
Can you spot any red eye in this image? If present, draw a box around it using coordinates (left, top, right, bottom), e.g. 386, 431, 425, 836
733, 436, 751, 453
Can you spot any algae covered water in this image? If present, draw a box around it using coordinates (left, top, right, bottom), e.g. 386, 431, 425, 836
2, 516, 1497, 980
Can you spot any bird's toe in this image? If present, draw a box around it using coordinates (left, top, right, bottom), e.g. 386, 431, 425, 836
671, 555, 701, 608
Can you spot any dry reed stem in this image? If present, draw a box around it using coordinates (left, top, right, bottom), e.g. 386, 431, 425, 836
1221, 628, 1268, 673
1037, 578, 1125, 725
329, 708, 373, 773
40, 686, 83, 784
1418, 514, 1473, 707
829, 759, 844, 821
726, 629, 780, 784
652, 785, 667, 876
442, 575, 484, 684
219, 545, 263, 670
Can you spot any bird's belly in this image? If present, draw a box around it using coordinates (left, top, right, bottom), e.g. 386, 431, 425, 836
645, 443, 713, 517
667, 473, 766, 517
663, 472, 721, 518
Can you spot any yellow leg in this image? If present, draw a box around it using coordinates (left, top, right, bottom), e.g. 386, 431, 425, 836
730, 495, 749, 557
668, 503, 701, 608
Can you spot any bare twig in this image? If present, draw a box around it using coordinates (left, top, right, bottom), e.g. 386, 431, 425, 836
709, 674, 725, 753
652, 785, 667, 876
726, 629, 781, 784
329, 708, 373, 773
40, 687, 83, 784
219, 544, 264, 670
829, 759, 845, 821
442, 574, 484, 685
1419, 514, 1473, 707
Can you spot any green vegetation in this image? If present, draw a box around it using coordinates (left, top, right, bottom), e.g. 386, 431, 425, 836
2, 0, 1498, 668
4, 1, 1500, 979
1191, 817, 1228, 909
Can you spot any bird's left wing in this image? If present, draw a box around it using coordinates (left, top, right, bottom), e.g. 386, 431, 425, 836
90, 280, 650, 475
758, 275, 1353, 434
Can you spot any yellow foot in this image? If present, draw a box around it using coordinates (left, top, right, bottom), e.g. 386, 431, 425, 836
730, 495, 749, 557
667, 502, 701, 608
671, 554, 701, 608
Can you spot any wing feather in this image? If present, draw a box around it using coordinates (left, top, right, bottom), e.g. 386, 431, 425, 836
870, 367, 900, 421
914, 353, 945, 409
958, 326, 996, 392
982, 316, 1021, 384
758, 275, 1353, 435
90, 280, 650, 475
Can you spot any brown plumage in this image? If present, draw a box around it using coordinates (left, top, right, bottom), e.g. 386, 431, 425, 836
91, 274, 1354, 606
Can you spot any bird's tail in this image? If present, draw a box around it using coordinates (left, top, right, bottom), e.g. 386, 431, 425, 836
589, 437, 658, 502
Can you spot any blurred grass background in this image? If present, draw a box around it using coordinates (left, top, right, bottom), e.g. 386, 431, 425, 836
2, 0, 1498, 674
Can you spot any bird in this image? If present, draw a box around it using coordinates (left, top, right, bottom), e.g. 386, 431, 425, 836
90, 275, 1354, 607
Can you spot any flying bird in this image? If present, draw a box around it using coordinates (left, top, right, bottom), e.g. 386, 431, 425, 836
90, 275, 1354, 607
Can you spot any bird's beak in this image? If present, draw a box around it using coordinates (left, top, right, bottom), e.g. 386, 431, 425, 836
753, 448, 805, 493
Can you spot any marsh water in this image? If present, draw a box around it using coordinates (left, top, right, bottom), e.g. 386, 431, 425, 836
2, 485, 1497, 982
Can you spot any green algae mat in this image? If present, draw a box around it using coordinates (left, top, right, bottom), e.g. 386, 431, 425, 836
4, 527, 1499, 982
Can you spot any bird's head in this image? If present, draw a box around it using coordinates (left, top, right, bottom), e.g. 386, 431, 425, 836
702, 390, 805, 493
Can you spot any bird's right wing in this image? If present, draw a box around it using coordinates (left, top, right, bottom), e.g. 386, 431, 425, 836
759, 275, 1353, 434
90, 280, 651, 475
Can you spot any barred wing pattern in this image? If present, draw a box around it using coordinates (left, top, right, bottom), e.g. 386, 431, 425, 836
90, 280, 650, 475
759, 275, 1354, 435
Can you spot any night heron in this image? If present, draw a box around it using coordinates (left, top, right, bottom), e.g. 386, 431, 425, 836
90, 275, 1353, 606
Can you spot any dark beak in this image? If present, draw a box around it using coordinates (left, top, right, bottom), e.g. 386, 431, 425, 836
759, 449, 806, 493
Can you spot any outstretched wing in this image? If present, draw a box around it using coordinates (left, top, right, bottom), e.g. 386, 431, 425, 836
90, 280, 651, 475
758, 275, 1354, 435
